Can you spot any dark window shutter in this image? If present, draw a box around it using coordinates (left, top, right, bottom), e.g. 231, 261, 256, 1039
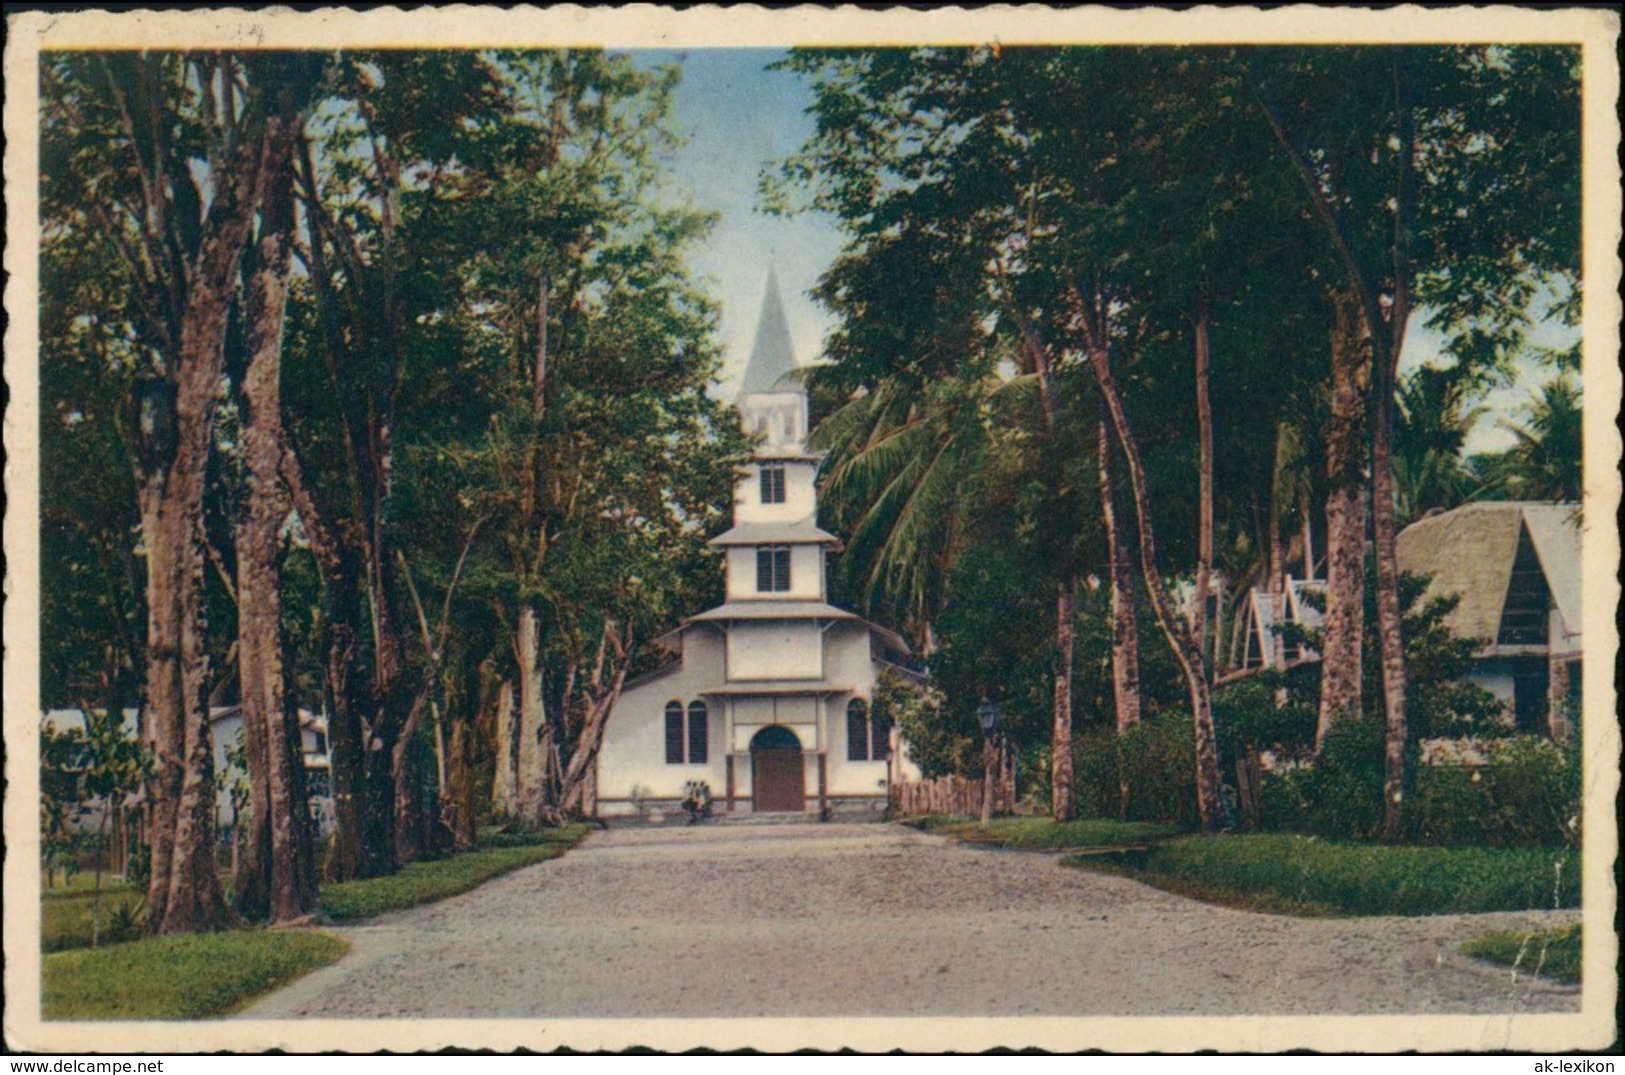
774, 547, 791, 591
687, 702, 709, 764
756, 547, 773, 592
664, 702, 684, 764
846, 700, 869, 761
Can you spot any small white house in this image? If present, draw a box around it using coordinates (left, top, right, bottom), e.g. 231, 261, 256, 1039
595, 271, 922, 819
209, 705, 336, 837
41, 704, 337, 837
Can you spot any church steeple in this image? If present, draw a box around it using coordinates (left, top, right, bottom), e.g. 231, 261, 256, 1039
737, 267, 803, 400
737, 268, 809, 451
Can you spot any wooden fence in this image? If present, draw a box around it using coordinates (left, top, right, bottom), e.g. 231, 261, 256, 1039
891, 773, 1015, 818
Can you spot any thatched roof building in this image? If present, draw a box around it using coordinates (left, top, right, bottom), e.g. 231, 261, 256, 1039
1396, 501, 1581, 659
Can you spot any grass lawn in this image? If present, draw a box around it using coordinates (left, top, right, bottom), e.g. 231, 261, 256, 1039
909, 815, 1183, 850
41, 824, 589, 1019
44, 930, 349, 1020
319, 823, 589, 922
1063, 833, 1579, 917
1461, 924, 1581, 984
42, 874, 142, 952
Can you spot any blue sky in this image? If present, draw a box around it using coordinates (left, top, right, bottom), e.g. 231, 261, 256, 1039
632, 49, 839, 400
635, 48, 1570, 453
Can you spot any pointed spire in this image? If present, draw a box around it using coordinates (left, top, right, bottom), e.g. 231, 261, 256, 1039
737, 267, 802, 400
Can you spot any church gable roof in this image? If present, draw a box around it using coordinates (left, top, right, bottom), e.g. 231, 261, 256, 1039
736, 268, 804, 400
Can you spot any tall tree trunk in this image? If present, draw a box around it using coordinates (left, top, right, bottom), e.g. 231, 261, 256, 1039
280, 441, 367, 882
233, 106, 315, 923
1266, 467, 1286, 599
392, 709, 428, 863
1099, 419, 1141, 732
1005, 303, 1078, 823
447, 718, 477, 851
492, 678, 518, 817
1317, 292, 1368, 750
142, 76, 276, 934
515, 603, 549, 824
1193, 311, 1216, 664
1082, 336, 1226, 834
1373, 54, 1416, 840
296, 133, 415, 876
1301, 487, 1316, 582
1051, 581, 1076, 822
1371, 348, 1408, 837
323, 602, 367, 880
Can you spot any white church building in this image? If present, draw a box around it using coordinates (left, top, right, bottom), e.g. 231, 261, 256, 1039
594, 273, 921, 818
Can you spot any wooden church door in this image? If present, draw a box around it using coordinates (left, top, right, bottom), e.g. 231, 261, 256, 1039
750, 725, 805, 812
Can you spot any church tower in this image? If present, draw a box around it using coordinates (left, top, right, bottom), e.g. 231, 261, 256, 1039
716, 267, 839, 606
593, 268, 918, 818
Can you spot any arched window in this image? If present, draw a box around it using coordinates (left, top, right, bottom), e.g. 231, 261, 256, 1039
686, 701, 709, 764
847, 698, 892, 762
666, 700, 708, 765
846, 699, 871, 761
664, 701, 684, 764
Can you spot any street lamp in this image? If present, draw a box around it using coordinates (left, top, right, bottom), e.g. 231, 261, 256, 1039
977, 697, 1000, 825
977, 697, 1000, 737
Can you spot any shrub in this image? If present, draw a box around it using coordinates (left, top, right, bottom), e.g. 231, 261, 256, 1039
1075, 716, 1200, 828
1213, 676, 1316, 762
1290, 715, 1387, 839
1410, 736, 1579, 847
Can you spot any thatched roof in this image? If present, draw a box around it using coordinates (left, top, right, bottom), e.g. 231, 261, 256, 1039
1519, 503, 1583, 635
1396, 501, 1581, 648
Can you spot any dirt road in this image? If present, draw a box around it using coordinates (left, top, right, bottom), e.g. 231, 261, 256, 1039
242, 822, 1578, 1018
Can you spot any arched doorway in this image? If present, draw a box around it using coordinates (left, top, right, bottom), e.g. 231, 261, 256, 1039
750, 725, 805, 813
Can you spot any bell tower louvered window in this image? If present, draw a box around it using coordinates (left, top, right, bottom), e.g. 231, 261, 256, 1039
756, 545, 791, 592
760, 464, 786, 505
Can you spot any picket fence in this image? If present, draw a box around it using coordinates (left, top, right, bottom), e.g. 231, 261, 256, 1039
891, 774, 1015, 818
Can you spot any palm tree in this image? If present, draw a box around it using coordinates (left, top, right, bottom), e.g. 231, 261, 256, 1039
1392, 365, 1486, 525
1480, 375, 1582, 502
815, 370, 1035, 648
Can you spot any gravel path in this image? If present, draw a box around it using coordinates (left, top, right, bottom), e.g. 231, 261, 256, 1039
242, 822, 1579, 1019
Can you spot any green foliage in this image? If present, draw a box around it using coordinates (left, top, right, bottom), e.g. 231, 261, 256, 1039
1265, 730, 1579, 848
1074, 717, 1201, 828
912, 815, 1181, 849
1278, 715, 1388, 839
320, 825, 587, 921
1461, 924, 1581, 985
43, 931, 349, 1020
1470, 374, 1583, 503
1064, 834, 1579, 916
40, 711, 147, 888
1408, 737, 1581, 848
1213, 675, 1318, 760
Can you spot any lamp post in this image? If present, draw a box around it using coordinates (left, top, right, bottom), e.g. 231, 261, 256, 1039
977, 697, 1000, 825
